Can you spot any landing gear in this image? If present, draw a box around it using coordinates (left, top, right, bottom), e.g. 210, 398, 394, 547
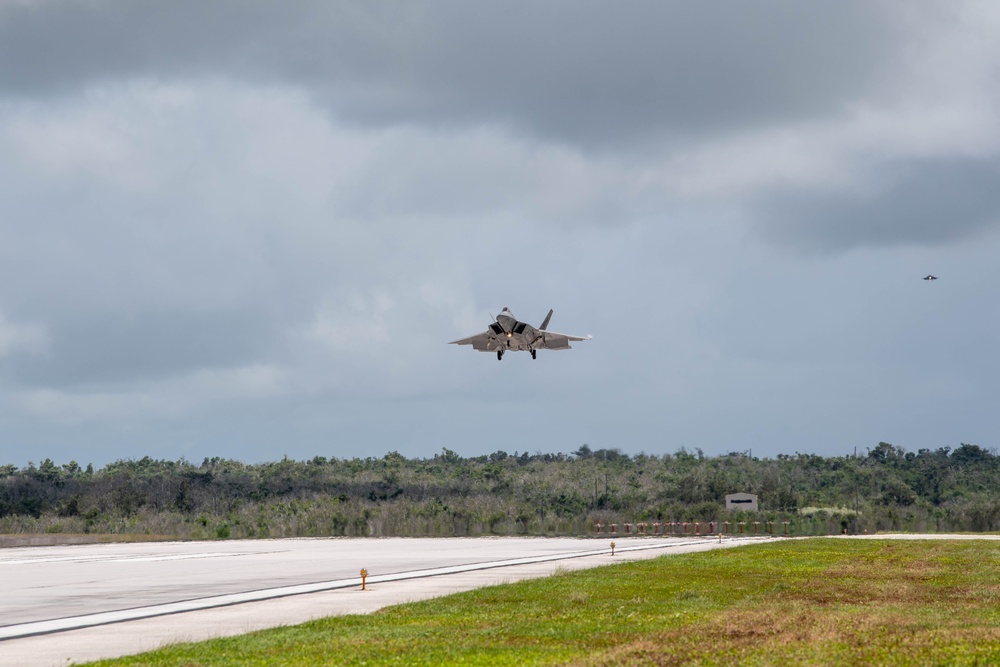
497, 350, 504, 361
531, 350, 537, 360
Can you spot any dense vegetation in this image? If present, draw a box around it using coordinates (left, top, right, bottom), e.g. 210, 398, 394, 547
1, 442, 998, 539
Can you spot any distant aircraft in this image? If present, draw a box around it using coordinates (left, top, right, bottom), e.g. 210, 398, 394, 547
450, 307, 591, 360
923, 275, 938, 281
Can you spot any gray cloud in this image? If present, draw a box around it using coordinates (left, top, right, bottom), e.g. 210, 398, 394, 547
0, 1, 901, 148
756, 157, 1000, 253
3, 308, 272, 387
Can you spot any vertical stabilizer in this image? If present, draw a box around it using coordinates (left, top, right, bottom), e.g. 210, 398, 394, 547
539, 309, 553, 331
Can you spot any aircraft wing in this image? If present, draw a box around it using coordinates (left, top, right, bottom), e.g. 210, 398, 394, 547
449, 331, 498, 351
537, 330, 592, 350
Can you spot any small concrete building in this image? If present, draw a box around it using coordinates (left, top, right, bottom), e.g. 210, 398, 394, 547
725, 493, 758, 512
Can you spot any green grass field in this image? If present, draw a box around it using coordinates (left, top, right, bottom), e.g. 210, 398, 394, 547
85, 539, 1000, 666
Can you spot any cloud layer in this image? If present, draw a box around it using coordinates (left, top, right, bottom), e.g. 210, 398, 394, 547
1, 1, 998, 465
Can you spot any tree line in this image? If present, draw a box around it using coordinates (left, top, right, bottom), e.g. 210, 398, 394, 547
1, 442, 998, 540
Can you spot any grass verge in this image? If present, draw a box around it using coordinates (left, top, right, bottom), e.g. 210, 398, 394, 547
85, 538, 1000, 666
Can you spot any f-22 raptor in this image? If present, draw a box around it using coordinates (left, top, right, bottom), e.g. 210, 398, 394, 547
450, 307, 591, 360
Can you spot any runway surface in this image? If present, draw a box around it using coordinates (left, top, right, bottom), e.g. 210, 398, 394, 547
0, 535, 764, 666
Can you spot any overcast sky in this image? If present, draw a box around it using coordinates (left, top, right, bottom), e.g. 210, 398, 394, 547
1, 1, 998, 467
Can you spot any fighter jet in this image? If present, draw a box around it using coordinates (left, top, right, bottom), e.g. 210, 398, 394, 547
450, 307, 591, 360
923, 275, 938, 281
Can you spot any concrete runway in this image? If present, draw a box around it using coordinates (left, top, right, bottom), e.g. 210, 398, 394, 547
0, 535, 764, 666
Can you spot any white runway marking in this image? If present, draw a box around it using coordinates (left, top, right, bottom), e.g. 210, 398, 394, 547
0, 552, 251, 566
